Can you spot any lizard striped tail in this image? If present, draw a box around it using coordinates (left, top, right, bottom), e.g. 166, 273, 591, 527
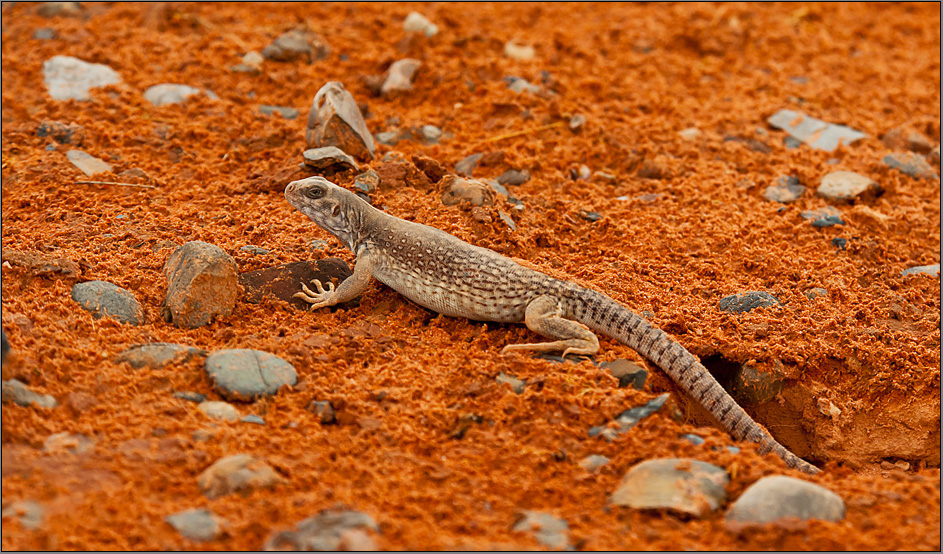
567, 287, 818, 474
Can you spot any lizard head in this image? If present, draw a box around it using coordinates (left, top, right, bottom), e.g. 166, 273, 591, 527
284, 176, 364, 251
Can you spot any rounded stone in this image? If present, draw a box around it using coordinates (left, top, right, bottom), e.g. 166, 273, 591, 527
115, 343, 206, 370
144, 84, 203, 106
165, 508, 226, 542
71, 280, 143, 325
1, 379, 57, 409
42, 55, 121, 101
718, 291, 781, 313
610, 458, 729, 517
817, 171, 881, 202
204, 349, 297, 401
198, 400, 241, 422
726, 475, 845, 529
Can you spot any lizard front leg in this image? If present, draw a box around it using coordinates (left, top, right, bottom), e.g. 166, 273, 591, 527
501, 294, 600, 357
294, 250, 378, 310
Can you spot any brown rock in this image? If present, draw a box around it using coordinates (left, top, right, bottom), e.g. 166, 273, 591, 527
305, 81, 375, 161
381, 58, 421, 96
1, 248, 80, 278
161, 241, 238, 329
411, 155, 447, 183
375, 160, 433, 190
440, 175, 495, 206
881, 125, 933, 154
261, 29, 329, 63
238, 259, 357, 310
817, 171, 881, 202
197, 454, 284, 499
36, 120, 84, 145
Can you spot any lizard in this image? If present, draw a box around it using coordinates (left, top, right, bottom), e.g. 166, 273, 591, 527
284, 175, 819, 474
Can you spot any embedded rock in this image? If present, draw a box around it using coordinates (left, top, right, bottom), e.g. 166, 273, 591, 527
306, 81, 375, 161
161, 241, 238, 329
71, 280, 142, 325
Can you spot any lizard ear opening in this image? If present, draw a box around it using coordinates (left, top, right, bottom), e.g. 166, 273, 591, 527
332, 204, 341, 217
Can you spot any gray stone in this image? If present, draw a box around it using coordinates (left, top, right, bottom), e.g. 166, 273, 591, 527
767, 109, 867, 151
763, 175, 805, 203
143, 84, 204, 106
173, 391, 206, 403
505, 76, 542, 94
718, 291, 780, 313
115, 343, 207, 370
403, 12, 438, 37
511, 511, 570, 550
263, 510, 379, 551
307, 400, 337, 424
302, 146, 359, 173
261, 29, 329, 63
496, 372, 526, 394
239, 258, 356, 310
204, 349, 298, 401
381, 58, 422, 95
161, 241, 238, 329
678, 127, 701, 141
832, 237, 847, 250
259, 105, 300, 119
498, 211, 516, 231
66, 149, 112, 176
42, 55, 121, 101
1, 379, 57, 408
241, 414, 266, 425
580, 210, 602, 222
197, 454, 284, 499
166, 508, 226, 542
881, 126, 934, 154
1, 500, 45, 531
497, 169, 530, 186
71, 280, 142, 325
578, 454, 610, 472
901, 264, 940, 278
1, 329, 8, 364
801, 206, 845, 227
374, 131, 401, 146
589, 393, 669, 441
37, 120, 84, 145
610, 458, 730, 517
420, 124, 442, 143
504, 41, 536, 60
570, 114, 587, 132
805, 287, 830, 300
354, 169, 379, 193
882, 152, 939, 180
725, 475, 845, 529
817, 171, 881, 202
455, 153, 483, 176
306, 81, 375, 161
601, 359, 647, 390
198, 400, 241, 422
33, 27, 58, 40
682, 433, 706, 446
239, 245, 271, 255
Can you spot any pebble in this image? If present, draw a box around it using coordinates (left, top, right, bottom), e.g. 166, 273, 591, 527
882, 152, 939, 180
143, 84, 205, 106
440, 175, 495, 206
192, 429, 213, 442
880, 125, 933, 154
307, 400, 337, 424
238, 258, 355, 310
678, 127, 702, 141
71, 280, 143, 325
239, 245, 270, 256
718, 291, 780, 313
569, 114, 587, 132
374, 131, 400, 146
173, 391, 206, 403
261, 29, 329, 63
66, 149, 112, 176
832, 237, 847, 250
496, 372, 526, 394
197, 454, 284, 499
37, 120, 84, 145
198, 400, 241, 422
259, 105, 300, 119
498, 211, 517, 231
805, 287, 830, 300
455, 153, 483, 176
42, 55, 121, 101
901, 264, 940, 278
801, 206, 845, 227
496, 169, 530, 186
302, 146, 359, 173
600, 359, 647, 390
610, 458, 730, 517
43, 432, 93, 454
504, 41, 536, 60
354, 169, 379, 193
589, 393, 669, 441
725, 475, 845, 529
682, 433, 706, 446
504, 76, 542, 94
241, 414, 266, 425
420, 124, 443, 143
511, 511, 570, 550
306, 81, 375, 161
486, 179, 510, 198
1, 379, 57, 409
165, 508, 227, 542
767, 109, 867, 151
161, 241, 238, 329
731, 364, 784, 404
579, 210, 602, 222
1, 500, 45, 531
115, 343, 207, 370
403, 11, 438, 37
263, 510, 379, 551
578, 454, 611, 472
204, 349, 298, 401
762, 175, 805, 203
817, 171, 882, 202
381, 58, 422, 95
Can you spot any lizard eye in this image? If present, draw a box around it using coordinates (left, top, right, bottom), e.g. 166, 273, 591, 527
304, 186, 324, 200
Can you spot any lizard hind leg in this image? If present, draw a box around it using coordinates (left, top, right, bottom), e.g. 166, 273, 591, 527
500, 294, 600, 357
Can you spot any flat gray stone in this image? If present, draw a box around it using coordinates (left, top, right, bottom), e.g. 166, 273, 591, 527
263, 510, 379, 551
1, 500, 45, 531
610, 458, 730, 517
882, 152, 939, 180
302, 146, 359, 172
162, 241, 238, 329
455, 153, 483, 176
420, 124, 442, 143
259, 105, 300, 119
1, 379, 57, 408
589, 393, 669, 441
71, 280, 142, 325
511, 511, 570, 550
817, 171, 881, 202
497, 169, 530, 186
198, 400, 241, 422
767, 109, 867, 151
241, 414, 266, 425
198, 454, 284, 499
763, 175, 805, 203
306, 81, 375, 161
578, 454, 610, 472
496, 372, 526, 394
115, 343, 207, 370
42, 55, 121, 101
37, 120, 84, 145
601, 359, 647, 390
718, 291, 780, 313
173, 391, 206, 403
381, 58, 421, 95
204, 349, 297, 401
726, 475, 845, 529
144, 83, 204, 106
801, 206, 845, 227
902, 264, 940, 277
166, 508, 227, 542
66, 149, 112, 176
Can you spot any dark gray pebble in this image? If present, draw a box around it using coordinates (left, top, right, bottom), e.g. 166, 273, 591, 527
115, 343, 207, 370
718, 291, 780, 313
496, 169, 530, 186
71, 280, 143, 325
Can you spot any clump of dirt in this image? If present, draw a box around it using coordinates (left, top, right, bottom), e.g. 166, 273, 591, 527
2, 2, 940, 550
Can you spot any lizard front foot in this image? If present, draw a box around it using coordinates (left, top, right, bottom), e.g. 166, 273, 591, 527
293, 279, 337, 310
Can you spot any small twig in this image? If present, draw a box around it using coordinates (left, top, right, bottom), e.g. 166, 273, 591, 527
476, 121, 565, 146
75, 180, 156, 189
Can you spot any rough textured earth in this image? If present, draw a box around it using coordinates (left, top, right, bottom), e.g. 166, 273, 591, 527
1, 2, 940, 550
